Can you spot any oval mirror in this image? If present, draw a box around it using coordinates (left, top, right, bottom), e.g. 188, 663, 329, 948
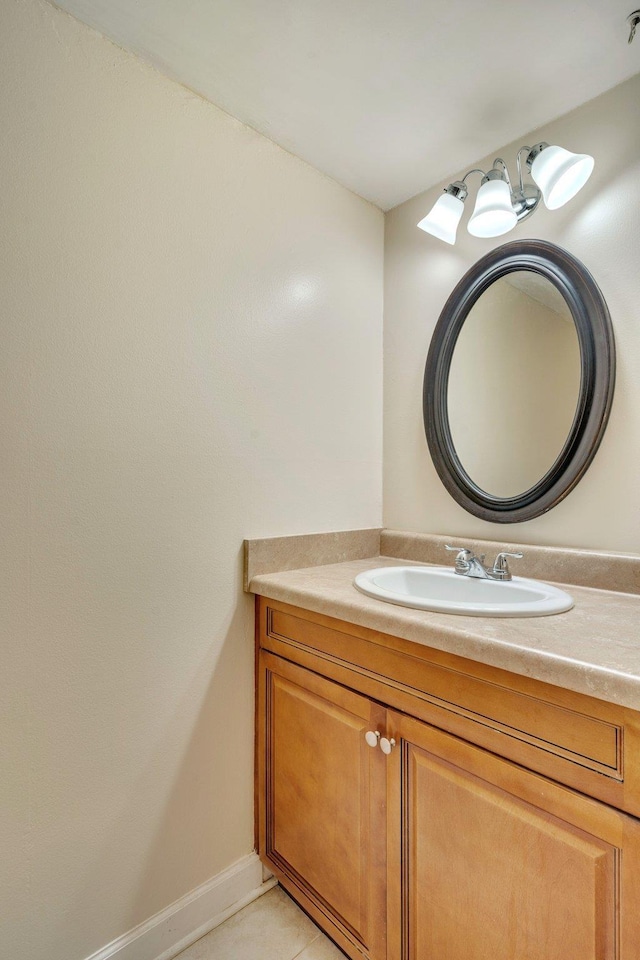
423, 240, 615, 523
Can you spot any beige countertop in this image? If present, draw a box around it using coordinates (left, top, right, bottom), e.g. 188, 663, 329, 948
247, 538, 640, 711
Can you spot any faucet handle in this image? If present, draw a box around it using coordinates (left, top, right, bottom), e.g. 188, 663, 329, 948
444, 544, 472, 560
445, 544, 483, 560
445, 544, 475, 574
492, 551, 523, 580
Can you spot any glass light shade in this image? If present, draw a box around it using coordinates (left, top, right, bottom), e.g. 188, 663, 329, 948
530, 145, 594, 210
417, 192, 465, 245
467, 179, 517, 238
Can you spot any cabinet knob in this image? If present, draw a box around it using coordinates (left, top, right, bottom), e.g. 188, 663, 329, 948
365, 730, 381, 748
380, 737, 396, 755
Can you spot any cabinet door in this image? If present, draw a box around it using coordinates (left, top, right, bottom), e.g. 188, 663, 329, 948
387, 711, 640, 960
258, 651, 387, 960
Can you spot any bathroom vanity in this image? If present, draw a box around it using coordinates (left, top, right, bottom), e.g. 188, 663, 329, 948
248, 531, 640, 960
248, 229, 626, 960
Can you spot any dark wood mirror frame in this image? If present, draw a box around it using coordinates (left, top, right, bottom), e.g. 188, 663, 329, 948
423, 240, 616, 523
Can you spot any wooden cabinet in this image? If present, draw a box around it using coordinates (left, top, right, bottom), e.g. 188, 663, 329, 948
256, 597, 640, 960
257, 653, 387, 959
389, 711, 640, 960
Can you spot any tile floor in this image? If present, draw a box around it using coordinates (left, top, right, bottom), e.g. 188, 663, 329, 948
175, 885, 346, 960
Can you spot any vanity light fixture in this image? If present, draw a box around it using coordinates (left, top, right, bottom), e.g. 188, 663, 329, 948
417, 142, 594, 245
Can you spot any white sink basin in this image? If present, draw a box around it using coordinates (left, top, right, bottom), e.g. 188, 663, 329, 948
353, 566, 573, 617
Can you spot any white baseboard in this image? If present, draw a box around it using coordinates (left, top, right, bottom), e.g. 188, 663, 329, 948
84, 852, 277, 960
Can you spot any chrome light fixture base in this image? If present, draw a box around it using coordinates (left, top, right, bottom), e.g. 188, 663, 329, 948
524, 142, 549, 170
444, 180, 468, 203
511, 183, 542, 222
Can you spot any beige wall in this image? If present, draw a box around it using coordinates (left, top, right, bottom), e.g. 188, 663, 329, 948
384, 73, 640, 552
0, 2, 383, 959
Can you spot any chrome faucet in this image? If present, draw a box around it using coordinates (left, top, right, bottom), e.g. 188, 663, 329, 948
445, 545, 523, 581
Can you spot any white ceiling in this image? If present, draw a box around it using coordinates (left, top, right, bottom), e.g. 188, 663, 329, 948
53, 0, 639, 210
